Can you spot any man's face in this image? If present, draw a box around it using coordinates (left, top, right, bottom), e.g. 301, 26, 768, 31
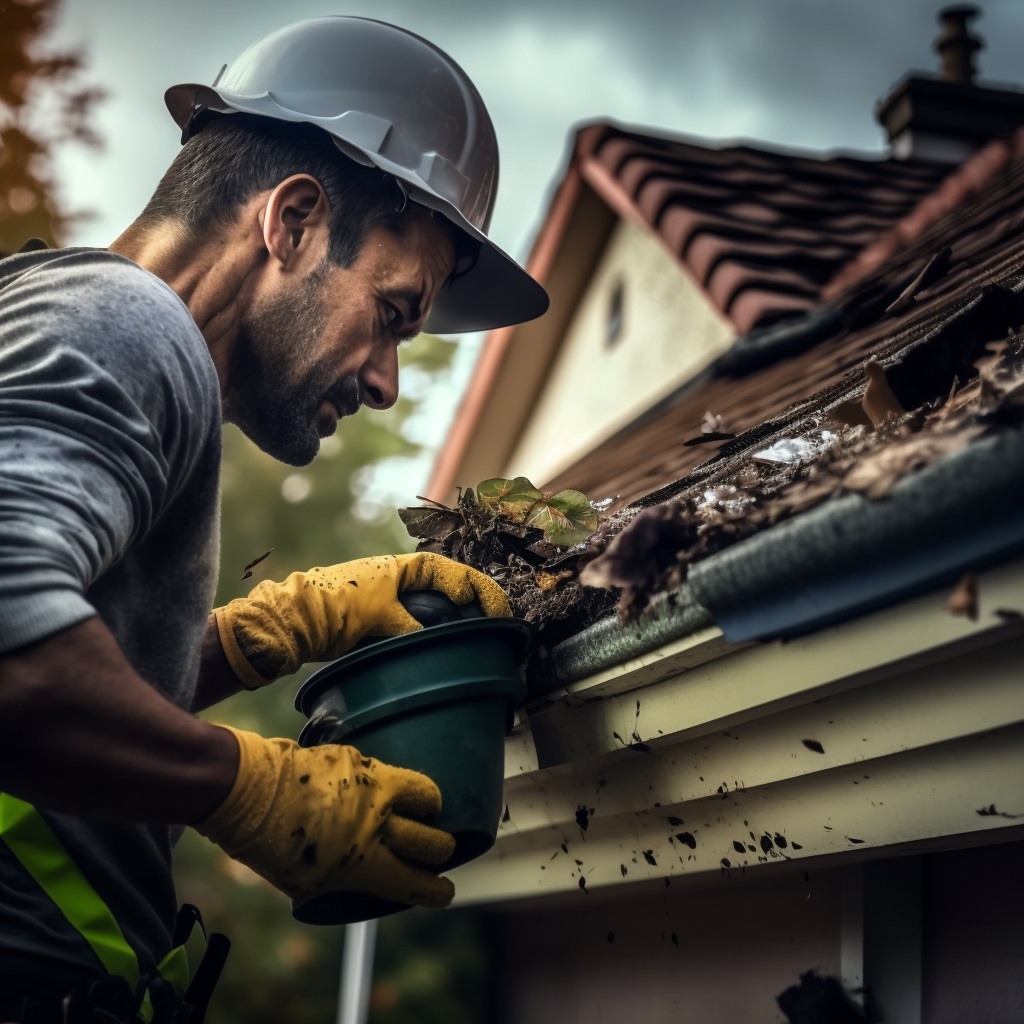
224, 213, 455, 466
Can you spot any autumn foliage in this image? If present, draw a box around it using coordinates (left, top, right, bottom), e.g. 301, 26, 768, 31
0, 0, 104, 252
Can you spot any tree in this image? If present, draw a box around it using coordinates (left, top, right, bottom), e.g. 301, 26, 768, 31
0, 0, 103, 253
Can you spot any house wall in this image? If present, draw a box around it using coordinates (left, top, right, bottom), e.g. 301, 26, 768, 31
921, 840, 1024, 1023
503, 218, 733, 487
492, 867, 844, 1024
489, 840, 1024, 1024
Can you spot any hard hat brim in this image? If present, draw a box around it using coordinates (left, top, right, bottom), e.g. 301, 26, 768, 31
165, 83, 549, 334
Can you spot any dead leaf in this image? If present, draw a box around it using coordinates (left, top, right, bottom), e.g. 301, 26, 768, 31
736, 464, 761, 488
934, 378, 982, 420
579, 503, 696, 617
862, 361, 906, 427
763, 478, 838, 521
535, 569, 574, 592
842, 425, 982, 499
827, 398, 873, 430
973, 340, 1009, 383
946, 572, 979, 621
398, 505, 464, 543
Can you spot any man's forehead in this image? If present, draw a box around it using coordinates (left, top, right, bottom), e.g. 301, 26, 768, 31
370, 218, 456, 293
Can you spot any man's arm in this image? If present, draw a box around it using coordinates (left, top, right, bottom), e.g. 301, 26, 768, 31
192, 614, 246, 712
0, 616, 237, 823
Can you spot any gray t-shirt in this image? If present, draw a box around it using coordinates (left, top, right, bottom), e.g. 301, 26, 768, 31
0, 247, 222, 976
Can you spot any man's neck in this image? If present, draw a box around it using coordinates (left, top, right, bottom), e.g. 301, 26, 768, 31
109, 217, 262, 392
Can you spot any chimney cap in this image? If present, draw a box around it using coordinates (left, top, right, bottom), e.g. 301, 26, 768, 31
935, 4, 983, 84
938, 3, 980, 19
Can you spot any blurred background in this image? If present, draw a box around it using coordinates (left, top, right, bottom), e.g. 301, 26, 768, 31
3, 0, 1024, 1020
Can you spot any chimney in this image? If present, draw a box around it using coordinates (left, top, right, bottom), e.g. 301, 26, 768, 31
934, 5, 981, 84
876, 5, 1024, 162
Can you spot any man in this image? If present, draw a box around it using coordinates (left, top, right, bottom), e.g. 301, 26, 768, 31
0, 16, 547, 1021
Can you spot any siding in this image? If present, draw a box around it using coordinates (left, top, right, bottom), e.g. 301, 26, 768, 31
505, 218, 732, 486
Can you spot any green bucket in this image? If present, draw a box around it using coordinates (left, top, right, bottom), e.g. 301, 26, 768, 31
293, 615, 535, 924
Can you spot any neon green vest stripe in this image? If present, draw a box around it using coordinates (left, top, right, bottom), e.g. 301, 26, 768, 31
0, 793, 141, 987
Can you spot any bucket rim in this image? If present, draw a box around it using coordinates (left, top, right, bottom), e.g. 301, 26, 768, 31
294, 616, 537, 715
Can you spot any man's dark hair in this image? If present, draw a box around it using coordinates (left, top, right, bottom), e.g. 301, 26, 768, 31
141, 113, 471, 270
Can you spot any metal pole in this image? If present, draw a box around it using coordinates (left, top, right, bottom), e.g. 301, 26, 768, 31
337, 919, 378, 1024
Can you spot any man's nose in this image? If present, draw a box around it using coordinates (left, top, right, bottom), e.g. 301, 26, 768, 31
359, 343, 399, 410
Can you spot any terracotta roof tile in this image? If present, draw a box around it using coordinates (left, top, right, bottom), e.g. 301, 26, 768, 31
579, 123, 950, 332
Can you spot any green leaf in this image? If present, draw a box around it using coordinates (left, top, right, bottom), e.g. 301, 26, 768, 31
397, 505, 464, 543
523, 489, 599, 547
476, 477, 543, 523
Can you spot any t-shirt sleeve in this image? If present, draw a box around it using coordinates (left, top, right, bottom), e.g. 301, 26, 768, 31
0, 252, 220, 653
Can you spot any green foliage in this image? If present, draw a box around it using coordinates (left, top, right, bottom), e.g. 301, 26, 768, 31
399, 476, 611, 646
402, 476, 600, 552
522, 488, 599, 547
173, 335, 497, 1023
476, 476, 542, 522
370, 909, 496, 1024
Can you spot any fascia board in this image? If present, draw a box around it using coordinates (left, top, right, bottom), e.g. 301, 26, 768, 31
450, 556, 1024, 905
527, 555, 1024, 771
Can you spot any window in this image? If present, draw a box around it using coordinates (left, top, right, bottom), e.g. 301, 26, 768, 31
606, 278, 625, 347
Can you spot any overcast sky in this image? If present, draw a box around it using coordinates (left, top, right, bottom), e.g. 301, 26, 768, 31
44, 0, 1024, 502
52, 0, 1024, 261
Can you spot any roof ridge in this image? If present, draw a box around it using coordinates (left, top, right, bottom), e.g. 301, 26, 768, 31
822, 127, 1024, 301
581, 122, 948, 332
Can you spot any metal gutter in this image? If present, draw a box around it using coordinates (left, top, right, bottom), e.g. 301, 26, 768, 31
546, 426, 1024, 687
687, 426, 1024, 643
549, 588, 715, 687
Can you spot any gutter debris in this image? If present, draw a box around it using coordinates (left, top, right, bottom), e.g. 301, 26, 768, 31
404, 284, 1024, 665
580, 321, 1024, 623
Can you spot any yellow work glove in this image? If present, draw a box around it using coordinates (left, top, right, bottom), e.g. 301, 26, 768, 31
195, 727, 456, 909
214, 552, 510, 689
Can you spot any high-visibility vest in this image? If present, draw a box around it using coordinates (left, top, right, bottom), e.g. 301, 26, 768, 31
0, 793, 197, 1021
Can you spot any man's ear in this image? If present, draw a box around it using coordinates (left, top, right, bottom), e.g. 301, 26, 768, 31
261, 175, 330, 269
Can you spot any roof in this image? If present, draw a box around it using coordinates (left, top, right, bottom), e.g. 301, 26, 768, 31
412, 127, 1024, 667
575, 123, 949, 334
440, 116, 1024, 918
542, 128, 1024, 510
426, 122, 951, 504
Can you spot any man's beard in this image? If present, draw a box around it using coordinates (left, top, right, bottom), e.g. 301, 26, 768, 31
224, 267, 362, 467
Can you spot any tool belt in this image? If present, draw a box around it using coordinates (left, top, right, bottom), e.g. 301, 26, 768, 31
0, 797, 230, 1024
0, 935, 229, 1024
0, 951, 158, 1024
0, 916, 228, 1024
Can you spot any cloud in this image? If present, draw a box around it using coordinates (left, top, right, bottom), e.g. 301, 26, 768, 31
49, 0, 1024, 253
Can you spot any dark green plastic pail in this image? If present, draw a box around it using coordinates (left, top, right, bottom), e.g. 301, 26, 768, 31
292, 615, 535, 924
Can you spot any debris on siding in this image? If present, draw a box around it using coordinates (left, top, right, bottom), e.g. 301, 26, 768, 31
976, 803, 1024, 819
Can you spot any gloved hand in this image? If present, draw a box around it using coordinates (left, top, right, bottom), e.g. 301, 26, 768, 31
215, 552, 510, 689
195, 726, 456, 909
